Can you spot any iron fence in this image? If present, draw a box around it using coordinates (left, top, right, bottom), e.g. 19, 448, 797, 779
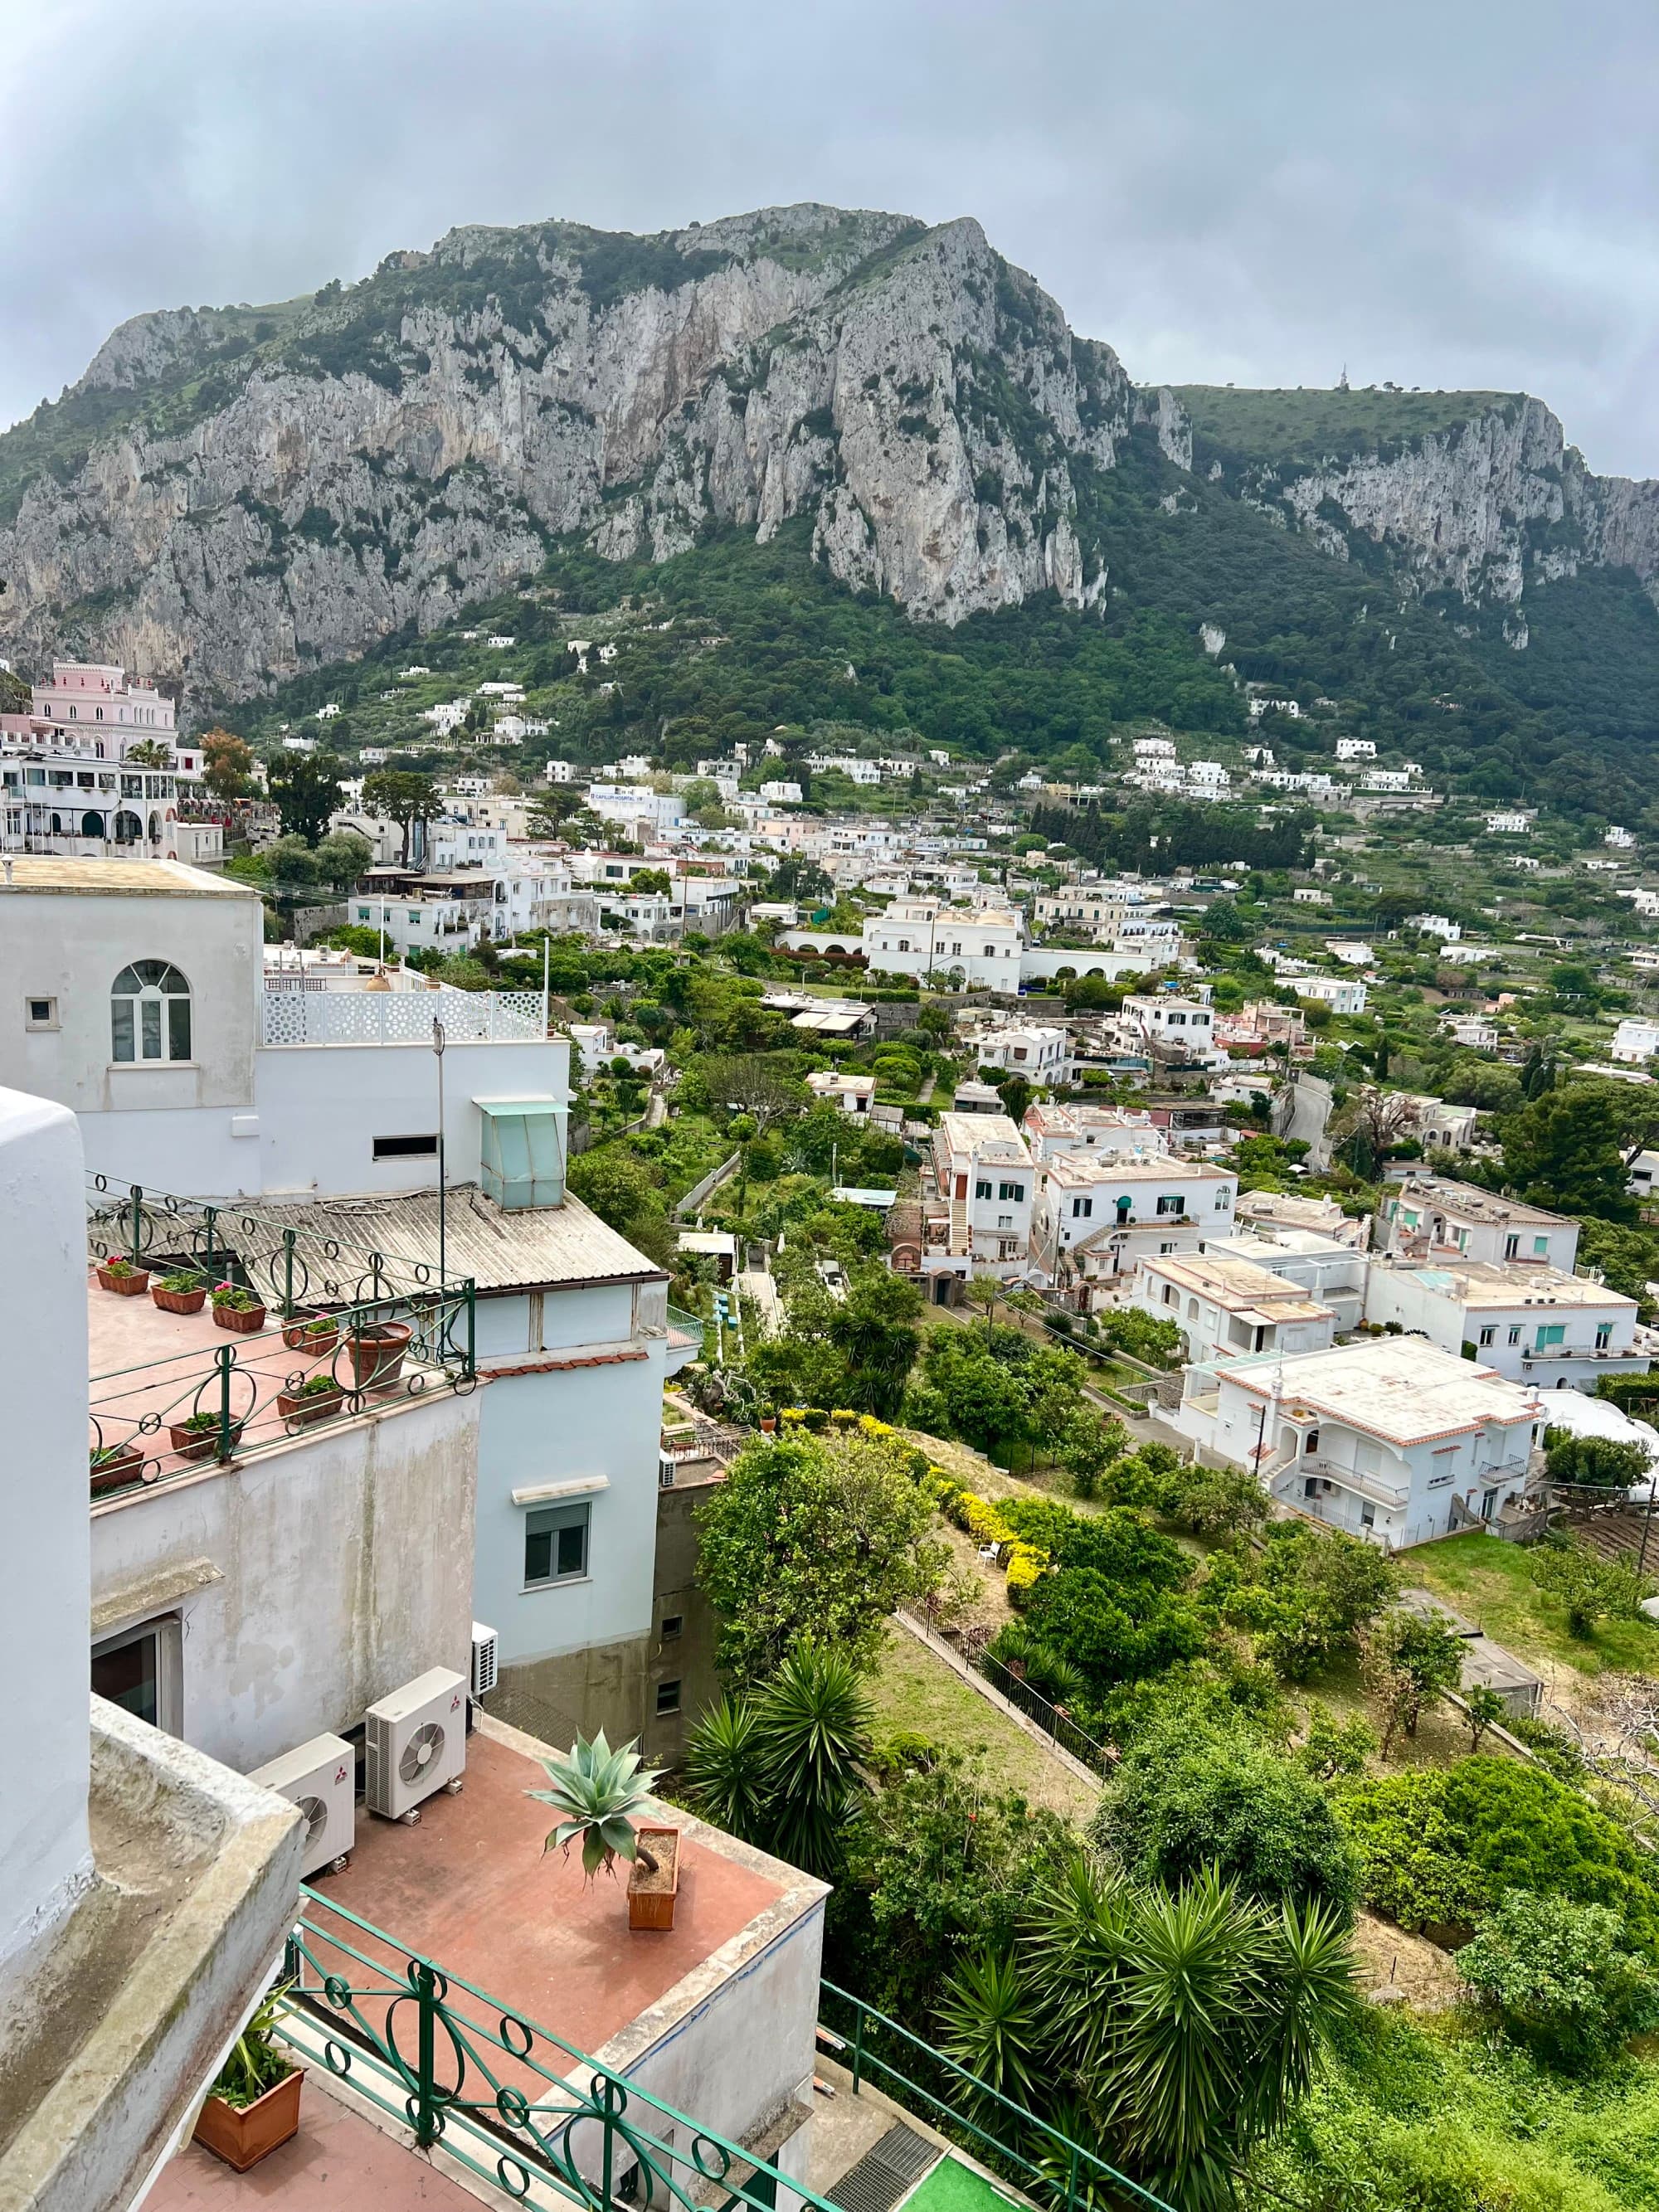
975, 1650, 1115, 1777
88, 1281, 474, 1501
280, 1887, 837, 2212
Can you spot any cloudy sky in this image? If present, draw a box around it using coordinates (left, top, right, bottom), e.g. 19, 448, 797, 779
7, 0, 1658, 474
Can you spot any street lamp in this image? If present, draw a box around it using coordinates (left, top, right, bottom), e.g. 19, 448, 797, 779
432, 1017, 447, 1286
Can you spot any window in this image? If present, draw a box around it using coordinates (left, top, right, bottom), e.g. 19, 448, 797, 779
1478, 1325, 1496, 1346
523, 1502, 590, 1587
1071, 1196, 1093, 1219
998, 1181, 1024, 1203
997, 1213, 1012, 1229
25, 996, 57, 1030
91, 1615, 182, 1734
1162, 1284, 1177, 1307
1360, 1505, 1375, 1529
1508, 1325, 1521, 1345
655, 1680, 682, 1716
110, 960, 190, 1063
1156, 1194, 1185, 1216
1596, 1322, 1613, 1349
975, 1179, 993, 1200
1214, 1186, 1230, 1210
659, 1615, 684, 1641
372, 1133, 439, 1160
1534, 1323, 1565, 1350
1504, 1234, 1520, 1260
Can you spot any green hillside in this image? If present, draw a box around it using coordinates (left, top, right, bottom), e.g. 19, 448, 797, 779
1169, 384, 1520, 467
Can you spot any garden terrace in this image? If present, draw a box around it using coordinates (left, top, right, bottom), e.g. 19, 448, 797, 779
86, 1266, 473, 1500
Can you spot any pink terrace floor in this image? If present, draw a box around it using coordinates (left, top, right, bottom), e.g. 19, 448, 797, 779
149, 2090, 478, 2207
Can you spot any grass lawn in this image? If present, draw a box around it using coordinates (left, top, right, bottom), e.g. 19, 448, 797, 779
903, 2157, 1024, 2212
1405, 1532, 1659, 1681
866, 1627, 1100, 1828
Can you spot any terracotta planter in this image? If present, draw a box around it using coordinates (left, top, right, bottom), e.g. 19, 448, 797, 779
96, 1264, 149, 1296
193, 2069, 304, 2171
277, 1384, 345, 1428
212, 1300, 266, 1334
628, 1826, 681, 1932
152, 1282, 207, 1315
90, 1445, 144, 1497
759, 1417, 777, 1433
282, 1315, 339, 1354
169, 1417, 246, 1464
346, 1320, 411, 1389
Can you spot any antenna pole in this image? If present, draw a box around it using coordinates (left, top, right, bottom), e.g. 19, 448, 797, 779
433, 1017, 448, 1286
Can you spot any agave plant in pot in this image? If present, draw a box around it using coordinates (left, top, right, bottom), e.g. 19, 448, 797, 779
192, 1982, 303, 2171
526, 1731, 680, 1931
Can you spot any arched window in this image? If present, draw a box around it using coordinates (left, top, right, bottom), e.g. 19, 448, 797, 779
111, 962, 191, 1063
113, 809, 143, 844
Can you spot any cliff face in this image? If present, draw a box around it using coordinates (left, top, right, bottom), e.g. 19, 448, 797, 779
0, 205, 1174, 701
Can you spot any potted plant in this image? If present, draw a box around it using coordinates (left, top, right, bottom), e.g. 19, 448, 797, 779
345, 1318, 412, 1388
95, 1256, 149, 1296
168, 1410, 246, 1463
151, 1271, 208, 1316
525, 1730, 681, 1932
193, 1984, 303, 2172
277, 1373, 346, 1427
211, 1282, 266, 1334
281, 1311, 340, 1354
90, 1441, 144, 1496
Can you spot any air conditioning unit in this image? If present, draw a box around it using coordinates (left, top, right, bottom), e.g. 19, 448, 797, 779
248, 1732, 356, 1877
470, 1621, 499, 1699
364, 1666, 467, 1823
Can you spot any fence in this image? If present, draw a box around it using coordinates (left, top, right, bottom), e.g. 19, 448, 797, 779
817, 1981, 1172, 2212
976, 1648, 1116, 1777
280, 1887, 842, 2212
88, 1281, 474, 1501
260, 982, 545, 1046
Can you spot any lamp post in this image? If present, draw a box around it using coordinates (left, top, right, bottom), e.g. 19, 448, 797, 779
432, 1017, 447, 1286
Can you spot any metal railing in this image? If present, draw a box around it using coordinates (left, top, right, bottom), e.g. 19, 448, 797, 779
975, 1650, 1115, 1778
260, 981, 546, 1047
88, 1282, 475, 1501
87, 1171, 446, 1300
818, 1981, 1173, 2212
280, 1887, 841, 2212
665, 1305, 706, 1351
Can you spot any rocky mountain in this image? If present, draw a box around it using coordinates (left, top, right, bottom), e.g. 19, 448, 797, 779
2, 200, 1659, 748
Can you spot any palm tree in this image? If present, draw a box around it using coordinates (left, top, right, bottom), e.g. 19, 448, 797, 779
757, 1641, 873, 1877
937, 1950, 1041, 2103
683, 1695, 768, 1844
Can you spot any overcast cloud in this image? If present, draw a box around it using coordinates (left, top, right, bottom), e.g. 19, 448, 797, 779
5, 0, 1658, 474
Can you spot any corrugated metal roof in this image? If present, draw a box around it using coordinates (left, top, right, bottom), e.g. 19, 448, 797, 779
250, 1184, 662, 1292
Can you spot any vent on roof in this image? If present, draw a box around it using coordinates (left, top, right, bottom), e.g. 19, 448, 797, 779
828, 2127, 941, 2212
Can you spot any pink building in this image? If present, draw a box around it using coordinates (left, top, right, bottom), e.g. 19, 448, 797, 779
2, 663, 212, 862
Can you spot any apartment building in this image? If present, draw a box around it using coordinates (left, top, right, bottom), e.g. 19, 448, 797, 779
966, 1020, 1068, 1082
1022, 1099, 1161, 1160
1364, 1257, 1649, 1391
864, 897, 1024, 988
1296, 975, 1369, 1014
923, 1111, 1036, 1286
1134, 1249, 1336, 1366
2, 660, 216, 863
1378, 1174, 1579, 1271
1030, 1149, 1238, 1297
1120, 993, 1224, 1067
1173, 1336, 1543, 1548
1200, 1227, 1369, 1331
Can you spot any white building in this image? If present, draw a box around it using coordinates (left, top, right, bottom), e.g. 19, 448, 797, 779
965, 1021, 1068, 1083
1611, 1017, 1659, 1064
1486, 811, 1533, 834
1029, 1150, 1238, 1297
924, 1112, 1036, 1285
1335, 738, 1377, 761
1438, 1013, 1498, 1051
1296, 975, 1369, 1015
864, 897, 1024, 989
1379, 1176, 1579, 1272
1121, 994, 1223, 1066
1136, 1247, 1336, 1367
1021, 1099, 1160, 1161
1408, 913, 1459, 940
1364, 1257, 1648, 1392
2, 661, 215, 864
1200, 1228, 1370, 1332
806, 1070, 877, 1117
1174, 1336, 1543, 1548
587, 784, 686, 838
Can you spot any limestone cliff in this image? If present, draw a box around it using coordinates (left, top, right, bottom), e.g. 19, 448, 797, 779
0, 205, 1151, 702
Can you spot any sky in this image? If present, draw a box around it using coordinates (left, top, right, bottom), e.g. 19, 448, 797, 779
6, 0, 1659, 474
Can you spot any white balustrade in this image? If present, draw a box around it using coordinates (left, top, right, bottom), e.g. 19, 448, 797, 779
260, 984, 544, 1046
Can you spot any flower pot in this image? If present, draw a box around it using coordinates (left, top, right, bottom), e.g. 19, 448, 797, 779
628, 1826, 681, 1932
90, 1445, 144, 1497
282, 1314, 339, 1354
96, 1264, 149, 1296
152, 1282, 207, 1315
277, 1384, 345, 1428
760, 1417, 777, 1433
346, 1320, 411, 1389
213, 1301, 266, 1334
169, 1418, 246, 1464
193, 2069, 304, 2171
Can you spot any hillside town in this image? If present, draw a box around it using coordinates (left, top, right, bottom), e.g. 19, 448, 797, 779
7, 639, 1659, 2210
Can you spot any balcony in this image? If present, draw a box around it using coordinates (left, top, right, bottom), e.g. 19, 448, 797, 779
664, 1303, 706, 1377
260, 980, 545, 1046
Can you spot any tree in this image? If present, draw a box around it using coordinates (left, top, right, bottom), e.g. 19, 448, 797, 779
1457, 1891, 1659, 2070
1057, 1410, 1126, 1500
701, 1053, 802, 1133
362, 769, 437, 863
1360, 1608, 1466, 1753
825, 1268, 923, 1418
965, 1276, 1001, 1341
126, 737, 173, 768
529, 786, 583, 836
1462, 1683, 1510, 1753
1501, 1087, 1638, 1223
694, 1430, 946, 1682
1543, 1430, 1651, 1490
311, 829, 373, 887
1165, 1462, 1269, 1541
995, 1073, 1035, 1126
1530, 1539, 1647, 1636
265, 750, 343, 844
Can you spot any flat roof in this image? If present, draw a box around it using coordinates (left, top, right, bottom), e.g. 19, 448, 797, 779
935, 1111, 1032, 1159
304, 1720, 823, 2064
0, 856, 254, 899
1393, 1175, 1571, 1230
1044, 1150, 1227, 1184
1147, 1250, 1333, 1323
1221, 1336, 1539, 1445
1384, 1258, 1635, 1311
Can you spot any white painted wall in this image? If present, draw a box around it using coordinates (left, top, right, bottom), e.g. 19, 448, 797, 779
90, 1389, 478, 1774
0, 1088, 92, 1982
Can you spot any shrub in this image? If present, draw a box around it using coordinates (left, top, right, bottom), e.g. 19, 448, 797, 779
1529, 1539, 1648, 1636
1333, 1771, 1492, 1933
1457, 1891, 1659, 2069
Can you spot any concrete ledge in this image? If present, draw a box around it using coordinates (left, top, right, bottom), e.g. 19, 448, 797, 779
0, 1698, 304, 2212
893, 1612, 1102, 1791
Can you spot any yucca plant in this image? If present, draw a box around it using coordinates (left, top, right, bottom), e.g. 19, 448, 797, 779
682, 1695, 768, 1844
758, 1639, 873, 1878
526, 1729, 665, 1879
937, 1947, 1042, 2103
209, 1982, 295, 2109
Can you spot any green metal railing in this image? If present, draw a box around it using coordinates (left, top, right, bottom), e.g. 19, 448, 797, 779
664, 1305, 706, 1352
280, 1886, 839, 2212
818, 1981, 1173, 2212
88, 1282, 475, 1500
86, 1171, 447, 1303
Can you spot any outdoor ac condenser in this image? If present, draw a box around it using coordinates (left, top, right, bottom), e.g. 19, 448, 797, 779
470, 1621, 499, 1699
363, 1666, 467, 1822
248, 1731, 357, 1877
